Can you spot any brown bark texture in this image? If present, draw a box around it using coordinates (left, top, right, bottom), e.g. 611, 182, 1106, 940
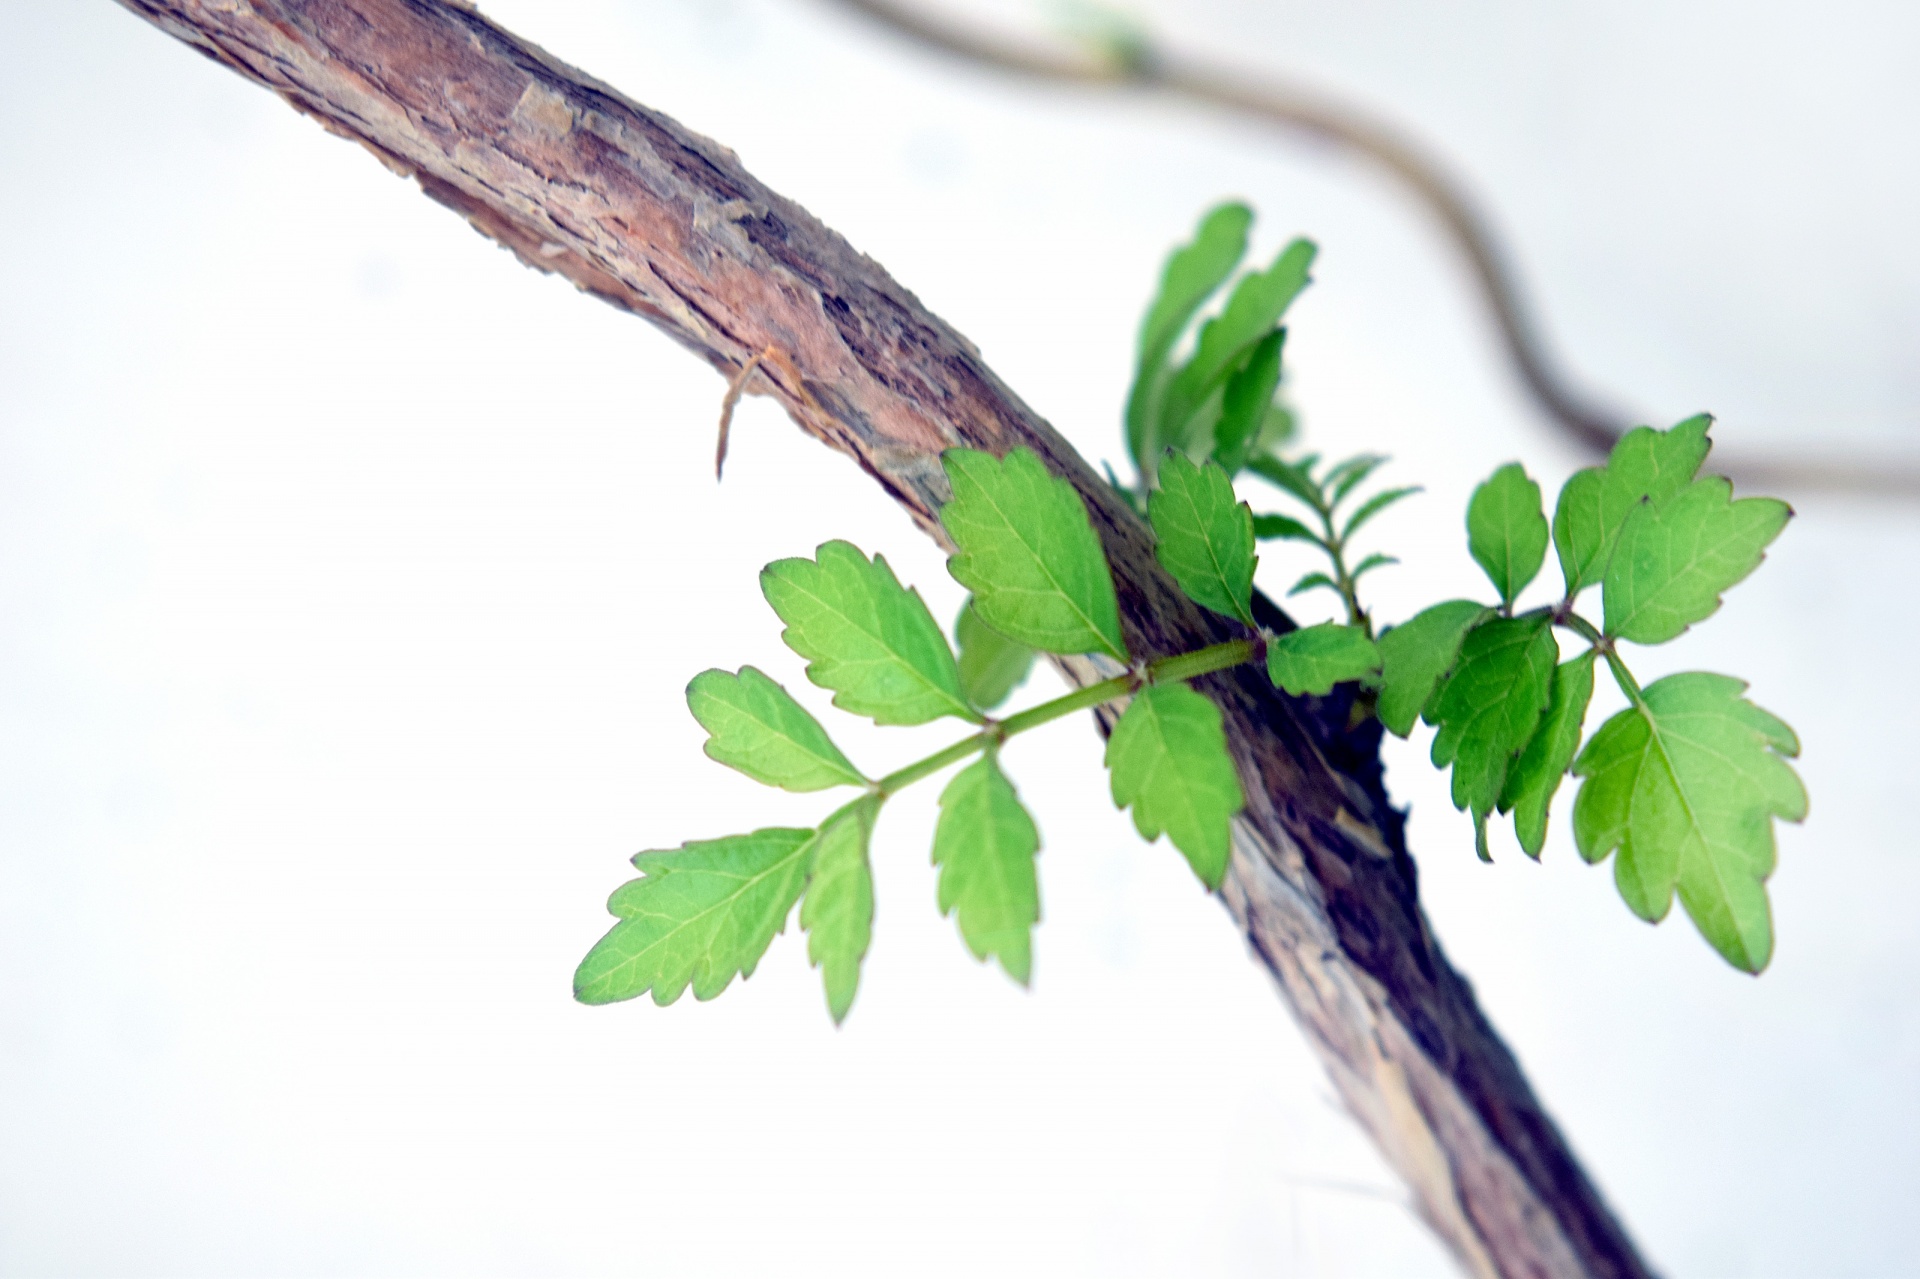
113, 3, 1656, 1275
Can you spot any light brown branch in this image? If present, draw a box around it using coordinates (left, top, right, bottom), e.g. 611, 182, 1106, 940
112, 2, 1655, 1275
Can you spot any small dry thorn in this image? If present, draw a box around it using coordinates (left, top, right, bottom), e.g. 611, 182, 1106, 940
715, 347, 770, 481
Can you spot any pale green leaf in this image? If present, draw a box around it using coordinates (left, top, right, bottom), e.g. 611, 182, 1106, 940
800, 797, 880, 1023
574, 827, 814, 1006
1429, 615, 1558, 820
1467, 463, 1549, 607
1349, 552, 1397, 582
932, 751, 1041, 984
1324, 454, 1387, 507
1106, 683, 1245, 889
1572, 673, 1805, 972
1265, 622, 1381, 696
1150, 453, 1258, 627
955, 599, 1036, 712
1212, 330, 1285, 474
687, 667, 865, 791
1161, 239, 1316, 442
941, 448, 1130, 662
1500, 650, 1596, 857
1603, 477, 1791, 645
1252, 512, 1320, 543
1288, 571, 1340, 598
1126, 203, 1253, 470
761, 540, 973, 726
1247, 453, 1323, 512
1555, 414, 1712, 595
1341, 486, 1421, 541
1375, 600, 1492, 738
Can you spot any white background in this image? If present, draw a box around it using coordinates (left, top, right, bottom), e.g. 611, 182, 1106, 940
2, 1, 1917, 1275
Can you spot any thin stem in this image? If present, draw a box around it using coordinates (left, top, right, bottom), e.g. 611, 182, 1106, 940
1147, 638, 1259, 685
997, 674, 1134, 737
1552, 609, 1644, 708
874, 733, 989, 796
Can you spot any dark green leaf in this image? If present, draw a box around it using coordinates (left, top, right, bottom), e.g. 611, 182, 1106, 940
1555, 414, 1712, 595
1341, 486, 1421, 541
954, 599, 1036, 712
1265, 623, 1382, 696
1252, 512, 1320, 544
1126, 204, 1253, 470
761, 540, 973, 726
1467, 463, 1549, 607
1375, 600, 1492, 738
932, 751, 1041, 984
574, 827, 814, 1006
1429, 615, 1558, 820
1150, 453, 1258, 627
1500, 651, 1596, 857
687, 667, 865, 791
1106, 683, 1245, 890
1572, 673, 1805, 972
1603, 477, 1792, 645
800, 797, 880, 1023
941, 448, 1129, 661
1212, 330, 1285, 475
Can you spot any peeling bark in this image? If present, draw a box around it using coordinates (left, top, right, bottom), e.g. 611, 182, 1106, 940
112, 3, 1654, 1275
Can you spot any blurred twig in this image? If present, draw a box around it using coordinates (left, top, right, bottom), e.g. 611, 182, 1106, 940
825, 0, 1920, 499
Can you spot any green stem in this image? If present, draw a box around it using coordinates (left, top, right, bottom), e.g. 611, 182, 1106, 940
1147, 638, 1259, 685
1553, 609, 1645, 708
997, 674, 1134, 738
874, 733, 989, 797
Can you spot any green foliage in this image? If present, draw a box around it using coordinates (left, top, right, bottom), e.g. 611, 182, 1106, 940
1266, 622, 1381, 696
1126, 202, 1252, 471
762, 540, 975, 725
687, 667, 865, 791
954, 599, 1036, 712
1213, 330, 1285, 474
1555, 414, 1711, 595
933, 751, 1041, 984
1467, 463, 1549, 608
1149, 452, 1258, 627
1573, 674, 1806, 972
1375, 601, 1492, 738
1160, 239, 1315, 455
1428, 615, 1558, 843
1501, 651, 1595, 858
800, 797, 879, 1022
1106, 682, 1245, 890
941, 447, 1129, 662
1603, 478, 1791, 645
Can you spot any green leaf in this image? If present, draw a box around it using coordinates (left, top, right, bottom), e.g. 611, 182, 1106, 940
1161, 239, 1316, 442
1324, 454, 1387, 507
687, 667, 865, 791
1467, 463, 1549, 607
1287, 571, 1339, 599
1126, 203, 1253, 470
761, 540, 974, 726
1247, 453, 1324, 512
1265, 623, 1381, 696
954, 599, 1036, 712
1555, 414, 1712, 595
1252, 512, 1320, 544
1429, 615, 1558, 820
1572, 673, 1806, 972
1603, 477, 1792, 645
1349, 552, 1397, 582
574, 827, 814, 1006
1212, 329, 1285, 474
1106, 682, 1245, 890
1149, 453, 1258, 627
1500, 650, 1596, 857
1341, 486, 1421, 541
800, 797, 880, 1023
941, 448, 1130, 662
932, 751, 1041, 984
1375, 600, 1492, 738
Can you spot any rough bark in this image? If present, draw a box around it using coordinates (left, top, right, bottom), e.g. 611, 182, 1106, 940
112, 3, 1655, 1275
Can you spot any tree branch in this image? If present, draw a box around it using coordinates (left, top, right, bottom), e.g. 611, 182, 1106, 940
112, 2, 1654, 1275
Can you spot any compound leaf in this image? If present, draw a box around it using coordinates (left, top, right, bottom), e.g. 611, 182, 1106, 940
1150, 453, 1258, 627
800, 797, 880, 1023
1375, 600, 1492, 738
687, 667, 865, 791
1501, 650, 1596, 857
1288, 571, 1340, 599
574, 827, 814, 1006
1349, 552, 1397, 582
1572, 673, 1805, 972
1247, 453, 1324, 511
1341, 485, 1421, 541
1468, 463, 1549, 607
1266, 622, 1381, 696
1161, 239, 1316, 441
1429, 615, 1558, 821
1106, 682, 1244, 890
1555, 414, 1712, 595
955, 599, 1036, 712
932, 751, 1041, 984
1127, 203, 1253, 469
1212, 329, 1285, 475
1252, 512, 1320, 544
1604, 477, 1791, 645
941, 448, 1129, 662
1324, 454, 1388, 507
761, 540, 974, 726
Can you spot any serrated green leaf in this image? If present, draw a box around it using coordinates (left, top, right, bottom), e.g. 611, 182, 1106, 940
1150, 453, 1258, 627
954, 598, 1036, 712
1324, 454, 1387, 507
941, 448, 1129, 662
1106, 682, 1244, 889
1603, 477, 1791, 645
1555, 414, 1712, 595
1126, 203, 1253, 471
1265, 623, 1381, 696
1572, 673, 1805, 972
1429, 615, 1558, 821
1341, 485, 1421, 541
800, 797, 879, 1023
761, 540, 974, 726
1252, 512, 1320, 543
1287, 571, 1340, 599
1212, 329, 1285, 474
574, 827, 814, 1006
1161, 239, 1316, 442
687, 667, 865, 791
932, 751, 1041, 984
1501, 650, 1596, 857
1467, 463, 1549, 607
1375, 600, 1492, 738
